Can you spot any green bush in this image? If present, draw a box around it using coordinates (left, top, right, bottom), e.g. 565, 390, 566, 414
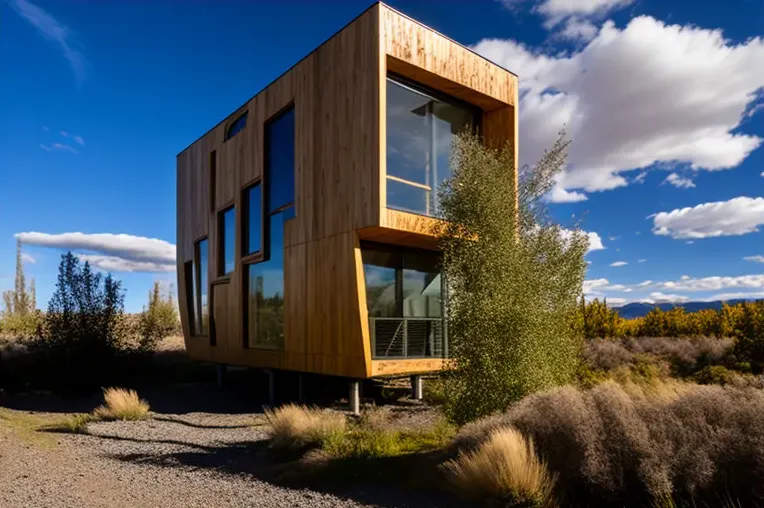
438, 132, 587, 425
694, 365, 735, 385
137, 281, 180, 352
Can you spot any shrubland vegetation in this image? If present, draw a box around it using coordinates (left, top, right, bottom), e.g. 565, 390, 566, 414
259, 133, 764, 507
0, 247, 181, 391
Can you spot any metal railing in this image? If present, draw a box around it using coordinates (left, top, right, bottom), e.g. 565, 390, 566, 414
370, 317, 447, 359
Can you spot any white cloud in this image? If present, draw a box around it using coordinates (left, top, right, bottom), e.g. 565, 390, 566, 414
633, 172, 647, 184
610, 261, 627, 267
744, 255, 764, 263
761, 172, 764, 177
637, 259, 647, 263
15, 232, 176, 273
40, 143, 79, 154
550, 185, 588, 202
583, 278, 610, 293
535, 0, 635, 27
636, 280, 653, 287
606, 297, 626, 306
21, 253, 35, 264
60, 130, 68, 137
556, 18, 599, 41
650, 292, 690, 303
661, 274, 764, 292
559, 229, 605, 252
663, 172, 696, 189
10, 0, 88, 86
651, 197, 764, 239
76, 255, 174, 273
74, 135, 85, 145
473, 17, 764, 201
707, 291, 764, 301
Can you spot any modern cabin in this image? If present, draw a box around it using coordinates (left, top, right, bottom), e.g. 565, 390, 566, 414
176, 2, 518, 403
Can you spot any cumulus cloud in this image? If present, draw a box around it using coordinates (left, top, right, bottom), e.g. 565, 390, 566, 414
708, 291, 764, 301
663, 172, 696, 189
610, 261, 627, 267
550, 185, 588, 202
651, 197, 764, 239
744, 255, 764, 263
650, 292, 690, 303
15, 232, 176, 273
473, 17, 764, 201
10, 0, 88, 86
535, 0, 635, 27
556, 18, 599, 41
559, 228, 605, 252
661, 274, 764, 292
606, 297, 626, 306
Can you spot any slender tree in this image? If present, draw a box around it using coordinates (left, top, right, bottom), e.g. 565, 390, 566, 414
438, 131, 588, 425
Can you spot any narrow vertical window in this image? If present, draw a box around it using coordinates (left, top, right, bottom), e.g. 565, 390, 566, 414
209, 150, 216, 214
218, 207, 235, 275
243, 106, 295, 350
243, 183, 262, 255
191, 239, 209, 337
184, 260, 196, 334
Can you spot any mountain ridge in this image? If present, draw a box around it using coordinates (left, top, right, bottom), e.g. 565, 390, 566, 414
613, 299, 760, 319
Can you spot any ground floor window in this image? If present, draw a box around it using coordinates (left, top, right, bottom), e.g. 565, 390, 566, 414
361, 242, 446, 358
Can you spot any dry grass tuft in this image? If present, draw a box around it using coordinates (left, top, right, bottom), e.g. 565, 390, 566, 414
264, 403, 346, 450
445, 427, 556, 507
93, 387, 150, 421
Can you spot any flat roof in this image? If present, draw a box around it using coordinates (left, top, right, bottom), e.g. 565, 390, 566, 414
179, 1, 517, 155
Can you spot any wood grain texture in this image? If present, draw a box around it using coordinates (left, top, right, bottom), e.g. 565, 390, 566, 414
177, 3, 518, 379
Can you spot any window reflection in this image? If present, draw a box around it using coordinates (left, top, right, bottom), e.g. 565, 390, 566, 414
245, 184, 262, 255
197, 239, 209, 335
219, 207, 235, 275
247, 212, 286, 349
386, 77, 476, 216
266, 108, 295, 212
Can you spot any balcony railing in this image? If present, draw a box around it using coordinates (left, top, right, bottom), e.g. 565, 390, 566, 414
370, 317, 447, 359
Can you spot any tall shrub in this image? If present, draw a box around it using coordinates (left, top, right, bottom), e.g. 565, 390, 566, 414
438, 132, 588, 425
138, 281, 179, 351
0, 239, 38, 337
31, 252, 129, 389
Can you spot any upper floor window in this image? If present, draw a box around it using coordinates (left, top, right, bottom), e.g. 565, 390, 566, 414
243, 183, 262, 256
265, 107, 295, 213
226, 111, 248, 141
386, 76, 478, 217
187, 238, 209, 336
218, 206, 235, 275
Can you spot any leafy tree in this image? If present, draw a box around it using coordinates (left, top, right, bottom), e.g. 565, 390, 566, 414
438, 132, 588, 425
0, 239, 38, 337
732, 300, 764, 374
138, 281, 179, 351
31, 252, 129, 389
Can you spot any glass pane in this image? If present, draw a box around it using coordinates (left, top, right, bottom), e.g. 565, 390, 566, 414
220, 207, 235, 274
402, 270, 441, 317
245, 184, 262, 254
247, 212, 287, 349
386, 78, 475, 216
198, 239, 209, 335
185, 261, 197, 335
226, 112, 247, 140
267, 108, 295, 213
362, 248, 398, 318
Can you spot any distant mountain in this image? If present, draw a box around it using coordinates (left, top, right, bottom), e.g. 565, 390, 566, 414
613, 299, 758, 319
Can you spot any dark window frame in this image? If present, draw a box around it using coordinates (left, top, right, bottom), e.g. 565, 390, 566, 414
217, 205, 235, 277
190, 236, 209, 339
264, 104, 296, 216
225, 111, 248, 141
241, 179, 265, 265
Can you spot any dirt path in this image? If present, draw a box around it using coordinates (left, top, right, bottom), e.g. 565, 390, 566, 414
0, 407, 460, 508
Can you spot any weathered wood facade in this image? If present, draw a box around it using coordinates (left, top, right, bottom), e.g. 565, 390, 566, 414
176, 2, 518, 380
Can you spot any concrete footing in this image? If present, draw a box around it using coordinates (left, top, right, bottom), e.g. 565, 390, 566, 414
410, 375, 423, 400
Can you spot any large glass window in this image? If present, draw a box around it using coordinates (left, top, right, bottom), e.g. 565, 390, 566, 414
386, 76, 477, 217
266, 107, 295, 213
362, 244, 445, 358
243, 106, 295, 350
244, 183, 262, 255
218, 206, 235, 275
246, 212, 287, 349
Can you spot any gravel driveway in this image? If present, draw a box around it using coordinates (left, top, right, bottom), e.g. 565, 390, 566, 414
1, 387, 463, 508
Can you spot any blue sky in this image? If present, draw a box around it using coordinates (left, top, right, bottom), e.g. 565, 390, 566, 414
0, 0, 762, 312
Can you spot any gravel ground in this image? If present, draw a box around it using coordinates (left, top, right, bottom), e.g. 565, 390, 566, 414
1, 399, 464, 508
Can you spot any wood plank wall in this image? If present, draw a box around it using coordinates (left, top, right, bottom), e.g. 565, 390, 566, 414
177, 5, 379, 379
177, 3, 518, 379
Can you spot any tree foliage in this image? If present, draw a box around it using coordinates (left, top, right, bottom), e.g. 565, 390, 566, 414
438, 131, 588, 425
0, 239, 38, 337
30, 252, 130, 389
138, 280, 180, 351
